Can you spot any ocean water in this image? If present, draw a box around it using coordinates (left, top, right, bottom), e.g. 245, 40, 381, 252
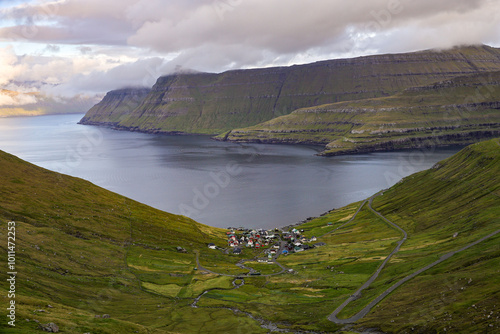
0, 114, 462, 229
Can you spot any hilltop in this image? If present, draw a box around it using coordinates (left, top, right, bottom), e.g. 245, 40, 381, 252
1, 138, 499, 333
80, 45, 500, 138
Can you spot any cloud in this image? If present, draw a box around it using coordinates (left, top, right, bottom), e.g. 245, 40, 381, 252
0, 0, 136, 45
44, 43, 59, 52
45, 57, 169, 96
125, 0, 500, 71
0, 0, 500, 102
0, 90, 37, 106
4, 0, 499, 59
0, 46, 27, 86
78, 46, 92, 54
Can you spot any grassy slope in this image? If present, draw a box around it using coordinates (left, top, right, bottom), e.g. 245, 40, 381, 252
0, 139, 499, 333
82, 45, 500, 135
225, 71, 500, 155
333, 138, 500, 333
0, 150, 265, 333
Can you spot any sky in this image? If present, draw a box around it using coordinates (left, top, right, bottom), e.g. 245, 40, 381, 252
1, 0, 500, 107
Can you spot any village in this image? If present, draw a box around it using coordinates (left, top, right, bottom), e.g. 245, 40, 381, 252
207, 226, 326, 261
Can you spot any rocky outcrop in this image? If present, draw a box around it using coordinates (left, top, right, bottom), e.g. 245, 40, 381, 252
81, 45, 500, 135
39, 322, 59, 332
320, 130, 500, 156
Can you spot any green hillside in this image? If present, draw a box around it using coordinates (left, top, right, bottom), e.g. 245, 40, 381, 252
224, 71, 500, 155
332, 138, 500, 333
0, 150, 256, 333
1, 139, 499, 333
81, 45, 500, 135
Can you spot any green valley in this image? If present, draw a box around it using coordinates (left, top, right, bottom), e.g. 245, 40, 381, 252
1, 138, 499, 333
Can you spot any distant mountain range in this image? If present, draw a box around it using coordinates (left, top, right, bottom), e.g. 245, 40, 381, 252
80, 45, 500, 154
0, 88, 96, 118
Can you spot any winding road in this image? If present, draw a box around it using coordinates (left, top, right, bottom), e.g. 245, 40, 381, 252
319, 199, 368, 239
328, 193, 500, 324
192, 191, 500, 326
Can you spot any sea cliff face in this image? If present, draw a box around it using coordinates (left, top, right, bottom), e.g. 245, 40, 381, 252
79, 87, 151, 126
80, 45, 500, 137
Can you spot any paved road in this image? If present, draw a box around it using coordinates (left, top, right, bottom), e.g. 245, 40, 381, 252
328, 193, 500, 324
194, 251, 236, 277
328, 192, 408, 323
193, 191, 500, 324
319, 198, 369, 239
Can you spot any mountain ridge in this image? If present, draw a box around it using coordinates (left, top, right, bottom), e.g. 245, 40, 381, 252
80, 45, 500, 142
223, 70, 500, 155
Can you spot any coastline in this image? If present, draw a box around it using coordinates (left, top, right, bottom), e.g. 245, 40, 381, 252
77, 120, 484, 158
279, 208, 338, 232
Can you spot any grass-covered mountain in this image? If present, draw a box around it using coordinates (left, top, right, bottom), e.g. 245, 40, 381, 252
1, 138, 499, 333
80, 45, 500, 136
77, 88, 151, 125
223, 70, 500, 155
330, 138, 500, 333
0, 149, 231, 333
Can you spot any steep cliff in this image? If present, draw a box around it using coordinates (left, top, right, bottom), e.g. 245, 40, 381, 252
223, 71, 500, 155
79, 87, 151, 125
81, 45, 500, 135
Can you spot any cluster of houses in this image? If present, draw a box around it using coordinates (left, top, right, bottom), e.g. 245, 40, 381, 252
207, 227, 326, 256
226, 228, 278, 249
282, 228, 322, 253
263, 242, 282, 259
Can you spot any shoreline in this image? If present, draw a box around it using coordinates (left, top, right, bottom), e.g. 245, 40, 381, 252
278, 209, 336, 232
77, 121, 466, 233
77, 120, 328, 153
77, 120, 480, 158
